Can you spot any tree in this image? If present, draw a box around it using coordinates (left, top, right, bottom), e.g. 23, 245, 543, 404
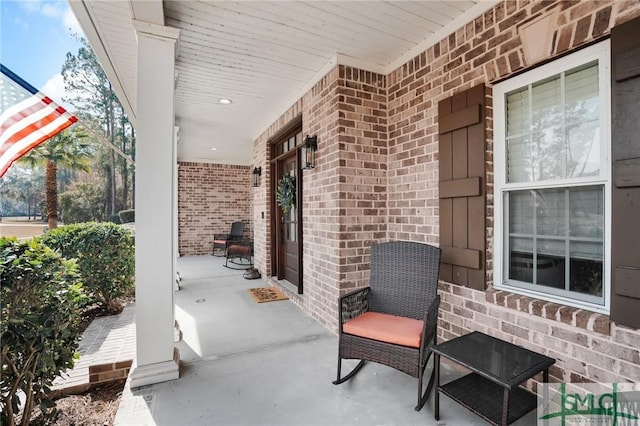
59, 183, 106, 224
1, 167, 45, 219
19, 127, 92, 229
62, 38, 135, 218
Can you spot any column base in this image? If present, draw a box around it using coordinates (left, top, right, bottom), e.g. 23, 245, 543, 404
129, 348, 180, 388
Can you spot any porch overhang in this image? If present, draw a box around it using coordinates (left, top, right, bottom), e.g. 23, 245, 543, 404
69, 0, 499, 165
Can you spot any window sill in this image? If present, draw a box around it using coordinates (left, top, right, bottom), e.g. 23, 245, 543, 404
485, 288, 611, 336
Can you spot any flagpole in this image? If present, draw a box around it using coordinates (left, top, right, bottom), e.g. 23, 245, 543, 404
77, 122, 135, 165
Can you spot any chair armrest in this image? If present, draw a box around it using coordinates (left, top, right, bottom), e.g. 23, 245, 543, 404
420, 295, 440, 351
337, 287, 370, 332
214, 233, 230, 240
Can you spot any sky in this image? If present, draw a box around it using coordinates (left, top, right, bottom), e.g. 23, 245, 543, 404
1, 0, 85, 109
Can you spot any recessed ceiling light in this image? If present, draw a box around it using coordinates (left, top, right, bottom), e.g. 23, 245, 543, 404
218, 98, 232, 105
211, 147, 218, 151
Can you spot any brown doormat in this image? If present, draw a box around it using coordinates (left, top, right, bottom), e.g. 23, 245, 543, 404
247, 287, 289, 303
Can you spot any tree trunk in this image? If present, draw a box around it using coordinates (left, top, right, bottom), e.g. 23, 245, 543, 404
110, 150, 116, 216
120, 107, 129, 209
45, 160, 58, 229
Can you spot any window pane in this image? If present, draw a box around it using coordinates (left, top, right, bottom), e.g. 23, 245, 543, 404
505, 186, 604, 298
536, 188, 566, 236
569, 186, 603, 238
532, 76, 562, 132
565, 62, 599, 125
509, 237, 533, 282
506, 88, 529, 137
536, 248, 565, 289
567, 63, 600, 178
510, 236, 533, 252
534, 128, 565, 181
507, 136, 536, 182
570, 242, 603, 297
506, 61, 601, 183
509, 191, 534, 234
284, 206, 297, 241
566, 120, 600, 178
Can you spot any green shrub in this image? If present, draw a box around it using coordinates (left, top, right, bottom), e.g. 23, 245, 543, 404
1, 237, 86, 426
39, 222, 134, 311
59, 183, 106, 224
118, 209, 135, 224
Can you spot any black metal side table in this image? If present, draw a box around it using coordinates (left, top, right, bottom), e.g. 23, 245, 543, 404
432, 331, 555, 426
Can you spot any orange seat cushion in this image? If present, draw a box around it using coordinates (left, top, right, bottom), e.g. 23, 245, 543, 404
213, 240, 227, 245
343, 312, 423, 348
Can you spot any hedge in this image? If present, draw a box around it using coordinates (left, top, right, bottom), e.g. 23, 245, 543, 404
39, 222, 134, 311
1, 237, 86, 425
118, 209, 135, 224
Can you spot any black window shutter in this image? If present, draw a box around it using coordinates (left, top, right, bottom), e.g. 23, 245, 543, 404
611, 15, 640, 329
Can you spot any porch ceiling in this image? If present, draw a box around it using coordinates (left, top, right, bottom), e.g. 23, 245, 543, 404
70, 0, 498, 165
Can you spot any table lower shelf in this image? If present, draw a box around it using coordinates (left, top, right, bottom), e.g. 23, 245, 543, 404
439, 372, 537, 426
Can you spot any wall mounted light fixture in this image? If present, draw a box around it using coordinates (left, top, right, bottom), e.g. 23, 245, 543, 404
301, 135, 317, 170
252, 166, 262, 187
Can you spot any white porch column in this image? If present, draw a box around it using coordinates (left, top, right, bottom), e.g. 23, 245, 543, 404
130, 20, 181, 388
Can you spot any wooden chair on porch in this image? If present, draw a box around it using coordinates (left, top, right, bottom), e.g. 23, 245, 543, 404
333, 241, 441, 411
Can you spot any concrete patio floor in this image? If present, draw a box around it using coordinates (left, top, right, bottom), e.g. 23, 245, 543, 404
114, 255, 539, 425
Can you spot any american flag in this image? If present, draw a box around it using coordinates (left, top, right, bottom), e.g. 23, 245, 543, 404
0, 64, 77, 178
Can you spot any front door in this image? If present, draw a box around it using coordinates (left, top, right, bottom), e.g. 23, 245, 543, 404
271, 127, 304, 292
280, 155, 299, 287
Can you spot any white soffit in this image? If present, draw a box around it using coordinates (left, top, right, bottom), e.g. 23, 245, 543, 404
72, 0, 500, 165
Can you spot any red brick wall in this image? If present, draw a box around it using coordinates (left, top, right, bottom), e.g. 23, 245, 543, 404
251, 0, 640, 384
252, 67, 387, 328
384, 0, 640, 385
311, 66, 387, 326
178, 162, 252, 256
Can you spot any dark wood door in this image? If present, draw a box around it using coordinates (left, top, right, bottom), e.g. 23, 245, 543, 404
278, 154, 300, 288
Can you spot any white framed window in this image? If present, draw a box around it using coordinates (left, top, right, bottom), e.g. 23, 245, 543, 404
493, 41, 611, 313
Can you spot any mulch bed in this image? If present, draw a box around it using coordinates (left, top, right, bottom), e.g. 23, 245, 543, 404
30, 380, 125, 426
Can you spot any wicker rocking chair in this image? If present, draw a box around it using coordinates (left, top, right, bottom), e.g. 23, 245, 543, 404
333, 241, 441, 411
212, 221, 245, 256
